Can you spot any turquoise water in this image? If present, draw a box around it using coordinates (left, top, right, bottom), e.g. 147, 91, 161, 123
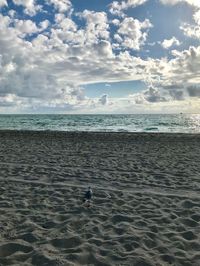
0, 114, 200, 133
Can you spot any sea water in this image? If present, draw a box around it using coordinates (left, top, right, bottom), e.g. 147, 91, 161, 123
0, 114, 199, 133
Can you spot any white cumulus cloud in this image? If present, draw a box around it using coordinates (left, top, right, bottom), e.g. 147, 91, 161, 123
160, 0, 200, 7
180, 9, 200, 39
109, 0, 148, 17
12, 0, 41, 16
161, 37, 181, 49
46, 0, 72, 13
117, 17, 152, 50
78, 10, 110, 42
0, 0, 7, 7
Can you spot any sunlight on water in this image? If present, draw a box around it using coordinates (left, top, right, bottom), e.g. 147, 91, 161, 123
188, 114, 200, 132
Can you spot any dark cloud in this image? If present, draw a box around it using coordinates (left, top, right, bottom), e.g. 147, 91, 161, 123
169, 90, 184, 100
99, 94, 108, 105
144, 87, 167, 102
187, 86, 200, 97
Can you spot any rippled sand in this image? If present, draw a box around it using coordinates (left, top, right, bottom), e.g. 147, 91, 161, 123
0, 131, 200, 265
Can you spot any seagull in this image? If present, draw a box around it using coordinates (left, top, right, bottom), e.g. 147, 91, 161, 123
83, 186, 93, 202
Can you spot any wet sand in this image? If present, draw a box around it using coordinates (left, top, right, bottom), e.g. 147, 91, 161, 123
0, 131, 200, 265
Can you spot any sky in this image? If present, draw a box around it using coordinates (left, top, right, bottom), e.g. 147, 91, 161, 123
0, 0, 200, 113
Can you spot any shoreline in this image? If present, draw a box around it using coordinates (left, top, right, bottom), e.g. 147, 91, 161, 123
1, 128, 200, 135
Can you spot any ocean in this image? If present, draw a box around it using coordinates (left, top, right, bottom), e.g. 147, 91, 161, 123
0, 114, 199, 133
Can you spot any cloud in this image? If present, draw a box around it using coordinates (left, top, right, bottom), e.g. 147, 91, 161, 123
69, 87, 86, 101
1, 7, 198, 110
12, 0, 41, 16
46, 0, 72, 13
14, 19, 40, 36
117, 17, 152, 50
109, 0, 148, 17
187, 86, 200, 97
159, 0, 200, 8
160, 0, 200, 49
0, 0, 7, 7
8, 9, 16, 17
136, 45, 200, 104
99, 94, 109, 105
170, 46, 200, 85
181, 23, 200, 39
169, 89, 185, 100
0, 12, 144, 111
94, 40, 114, 58
137, 45, 200, 89
129, 86, 170, 105
55, 15, 77, 31
0, 1, 199, 113
194, 9, 200, 25
52, 10, 110, 45
78, 10, 110, 42
112, 19, 120, 26
130, 84, 186, 105
144, 87, 167, 102
161, 37, 181, 49
180, 10, 200, 39
0, 94, 18, 107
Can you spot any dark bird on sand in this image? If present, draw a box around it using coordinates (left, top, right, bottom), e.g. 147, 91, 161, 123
83, 186, 92, 202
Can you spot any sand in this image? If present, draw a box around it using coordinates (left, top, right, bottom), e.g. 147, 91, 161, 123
0, 131, 200, 266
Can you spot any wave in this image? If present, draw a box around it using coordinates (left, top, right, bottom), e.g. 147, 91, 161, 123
144, 127, 159, 131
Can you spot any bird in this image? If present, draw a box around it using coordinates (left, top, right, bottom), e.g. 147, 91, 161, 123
83, 186, 93, 202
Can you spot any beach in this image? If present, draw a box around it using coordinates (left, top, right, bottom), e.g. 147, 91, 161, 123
0, 130, 200, 266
